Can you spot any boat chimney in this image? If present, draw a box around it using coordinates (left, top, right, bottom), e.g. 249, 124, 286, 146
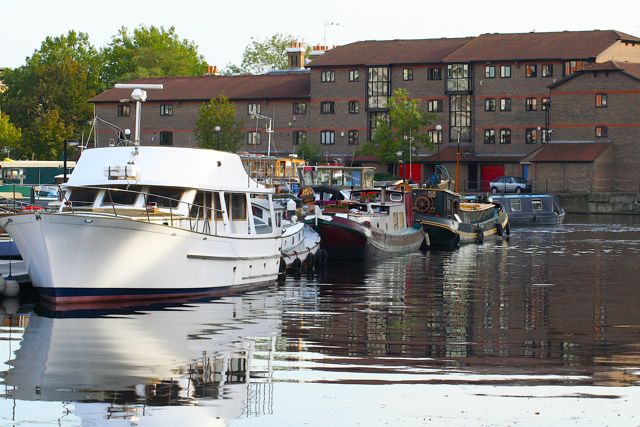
381, 187, 386, 205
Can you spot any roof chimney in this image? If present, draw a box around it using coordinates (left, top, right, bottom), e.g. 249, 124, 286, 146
206, 65, 220, 76
307, 44, 330, 63
286, 41, 305, 69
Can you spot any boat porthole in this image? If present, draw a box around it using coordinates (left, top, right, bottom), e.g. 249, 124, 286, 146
233, 267, 237, 272
84, 219, 93, 223
249, 265, 252, 268
171, 233, 177, 236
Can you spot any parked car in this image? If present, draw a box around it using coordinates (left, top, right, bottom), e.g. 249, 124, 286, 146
489, 176, 532, 193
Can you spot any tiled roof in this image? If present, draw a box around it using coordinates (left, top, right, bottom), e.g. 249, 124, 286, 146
90, 73, 311, 103
443, 30, 639, 62
549, 60, 640, 88
529, 142, 611, 162
307, 38, 474, 67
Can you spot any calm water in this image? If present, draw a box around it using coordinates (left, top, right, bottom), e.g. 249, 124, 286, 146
1, 214, 640, 426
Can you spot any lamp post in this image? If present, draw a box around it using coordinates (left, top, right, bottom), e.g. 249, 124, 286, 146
214, 125, 221, 149
403, 132, 415, 182
435, 124, 442, 165
455, 128, 461, 193
396, 151, 403, 180
63, 140, 79, 182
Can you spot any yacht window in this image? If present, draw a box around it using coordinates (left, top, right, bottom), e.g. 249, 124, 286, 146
214, 192, 224, 220
101, 187, 139, 206
225, 193, 247, 220
69, 188, 98, 207
532, 200, 544, 212
390, 193, 403, 202
190, 191, 213, 219
146, 187, 183, 208
510, 199, 522, 212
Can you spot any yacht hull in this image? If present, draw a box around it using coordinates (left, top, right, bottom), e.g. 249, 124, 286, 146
5, 213, 281, 303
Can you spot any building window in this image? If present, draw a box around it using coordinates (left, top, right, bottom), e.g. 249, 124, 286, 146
369, 111, 388, 140
484, 98, 496, 112
159, 131, 173, 146
348, 101, 359, 114
485, 66, 496, 78
293, 131, 306, 145
542, 97, 551, 110
247, 131, 261, 145
427, 67, 442, 80
525, 98, 538, 111
403, 68, 413, 81
160, 104, 173, 116
320, 101, 335, 114
248, 103, 261, 115
320, 130, 335, 145
499, 128, 511, 144
595, 126, 608, 137
564, 60, 587, 76
541, 64, 553, 77
349, 69, 359, 82
367, 67, 390, 109
525, 64, 537, 78
484, 129, 496, 144
447, 63, 470, 92
293, 102, 307, 114
449, 94, 471, 141
117, 104, 130, 117
595, 93, 607, 108
500, 98, 511, 111
525, 128, 538, 144
500, 65, 511, 78
428, 128, 443, 144
321, 70, 335, 82
427, 99, 443, 112
348, 130, 359, 145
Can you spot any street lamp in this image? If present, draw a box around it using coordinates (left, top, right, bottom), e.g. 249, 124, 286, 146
63, 140, 79, 182
214, 125, 221, 149
435, 124, 442, 165
396, 150, 404, 179
455, 127, 461, 193
403, 132, 415, 182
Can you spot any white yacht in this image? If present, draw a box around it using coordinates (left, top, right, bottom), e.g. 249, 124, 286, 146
3, 85, 283, 304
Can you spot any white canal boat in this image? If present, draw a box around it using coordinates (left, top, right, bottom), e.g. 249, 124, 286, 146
2, 85, 283, 304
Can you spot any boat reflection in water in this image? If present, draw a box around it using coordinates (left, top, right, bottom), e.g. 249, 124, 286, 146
0, 291, 282, 425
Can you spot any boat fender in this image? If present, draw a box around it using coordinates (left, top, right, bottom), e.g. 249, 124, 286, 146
0, 275, 5, 295
292, 258, 302, 277
496, 223, 503, 237
475, 227, 484, 244
278, 258, 287, 277
454, 233, 461, 248
304, 253, 315, 274
3, 277, 19, 298
505, 223, 511, 236
316, 248, 328, 266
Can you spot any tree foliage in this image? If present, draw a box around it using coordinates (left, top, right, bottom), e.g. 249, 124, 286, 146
296, 142, 321, 165
101, 26, 207, 87
195, 96, 243, 152
0, 112, 22, 153
224, 33, 306, 75
0, 30, 101, 159
359, 88, 436, 167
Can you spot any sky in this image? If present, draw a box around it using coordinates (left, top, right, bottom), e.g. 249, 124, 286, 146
2, 0, 640, 70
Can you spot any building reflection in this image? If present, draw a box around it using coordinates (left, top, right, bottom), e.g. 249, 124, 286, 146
280, 228, 640, 386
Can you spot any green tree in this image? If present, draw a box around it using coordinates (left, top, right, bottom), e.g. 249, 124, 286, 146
0, 30, 102, 159
195, 96, 243, 152
224, 33, 306, 75
0, 112, 22, 154
20, 109, 72, 160
296, 141, 321, 165
359, 88, 436, 172
101, 25, 207, 87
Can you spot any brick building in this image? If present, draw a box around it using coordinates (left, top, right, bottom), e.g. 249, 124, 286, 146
90, 30, 640, 194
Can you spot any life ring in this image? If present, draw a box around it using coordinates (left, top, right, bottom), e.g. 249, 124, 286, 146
395, 182, 412, 193
414, 195, 431, 213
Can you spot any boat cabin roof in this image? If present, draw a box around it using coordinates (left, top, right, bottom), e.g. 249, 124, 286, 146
66, 146, 271, 194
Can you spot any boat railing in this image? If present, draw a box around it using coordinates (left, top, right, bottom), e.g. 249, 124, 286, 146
59, 186, 225, 236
